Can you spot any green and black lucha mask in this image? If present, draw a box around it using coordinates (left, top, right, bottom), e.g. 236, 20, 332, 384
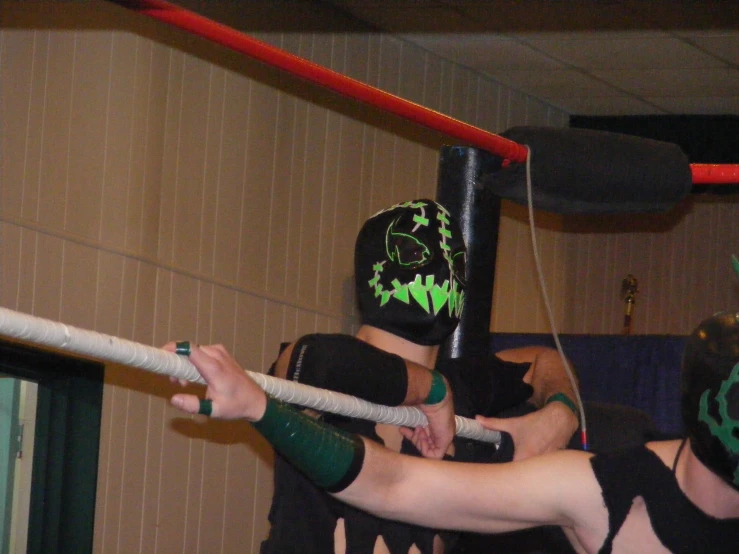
354, 199, 466, 346
681, 311, 739, 490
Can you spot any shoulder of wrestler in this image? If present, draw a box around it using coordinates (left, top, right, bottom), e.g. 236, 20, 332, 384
551, 450, 604, 525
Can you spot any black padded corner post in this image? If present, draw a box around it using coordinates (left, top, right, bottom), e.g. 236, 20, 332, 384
436, 145, 503, 362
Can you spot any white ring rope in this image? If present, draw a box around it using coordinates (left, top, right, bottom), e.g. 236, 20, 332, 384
0, 306, 500, 444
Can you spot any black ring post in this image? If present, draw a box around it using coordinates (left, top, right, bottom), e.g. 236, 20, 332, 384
436, 146, 503, 362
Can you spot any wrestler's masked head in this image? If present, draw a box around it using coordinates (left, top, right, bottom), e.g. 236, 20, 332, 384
682, 311, 739, 490
354, 199, 466, 346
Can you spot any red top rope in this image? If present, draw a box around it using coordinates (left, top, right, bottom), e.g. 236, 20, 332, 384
109, 0, 737, 186
691, 164, 739, 185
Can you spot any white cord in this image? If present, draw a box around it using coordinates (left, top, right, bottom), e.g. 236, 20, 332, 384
523, 145, 588, 448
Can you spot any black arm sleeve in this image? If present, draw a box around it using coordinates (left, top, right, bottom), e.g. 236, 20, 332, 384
479, 354, 534, 414
438, 355, 534, 418
286, 334, 409, 406
436, 356, 535, 465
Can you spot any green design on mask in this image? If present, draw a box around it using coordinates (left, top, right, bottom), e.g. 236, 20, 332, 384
387, 232, 431, 268
430, 280, 450, 314
436, 208, 457, 270
367, 200, 465, 318
368, 263, 383, 288
699, 361, 739, 485
413, 214, 429, 226
449, 280, 464, 317
368, 264, 464, 316
408, 275, 433, 313
391, 278, 410, 304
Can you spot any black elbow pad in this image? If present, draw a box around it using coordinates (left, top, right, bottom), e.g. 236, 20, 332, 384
287, 334, 408, 406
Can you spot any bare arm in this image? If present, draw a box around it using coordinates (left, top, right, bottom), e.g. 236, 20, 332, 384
338, 438, 601, 536
480, 347, 580, 460
496, 346, 578, 409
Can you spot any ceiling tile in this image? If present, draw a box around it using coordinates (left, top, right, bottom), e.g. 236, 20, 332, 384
686, 33, 739, 65
645, 96, 739, 115
485, 69, 625, 98
322, 0, 739, 116
518, 36, 728, 70
546, 96, 665, 116
592, 68, 739, 97
512, 29, 669, 42
399, 33, 565, 70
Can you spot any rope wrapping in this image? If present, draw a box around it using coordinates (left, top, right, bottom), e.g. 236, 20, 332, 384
0, 306, 500, 444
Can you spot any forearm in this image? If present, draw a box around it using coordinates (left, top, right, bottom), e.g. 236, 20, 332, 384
250, 397, 473, 529
522, 348, 578, 409
339, 438, 580, 534
253, 396, 366, 490
530, 350, 581, 450
494, 347, 580, 450
251, 396, 580, 534
337, 439, 446, 525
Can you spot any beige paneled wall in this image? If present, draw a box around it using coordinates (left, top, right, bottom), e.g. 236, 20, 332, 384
491, 202, 570, 333
559, 194, 739, 336
1, 1, 568, 552
492, 194, 739, 336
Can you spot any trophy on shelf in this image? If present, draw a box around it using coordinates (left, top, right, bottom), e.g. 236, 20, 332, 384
620, 274, 639, 335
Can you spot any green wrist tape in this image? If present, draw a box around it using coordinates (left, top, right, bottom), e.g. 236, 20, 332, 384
545, 392, 579, 418
252, 396, 365, 492
424, 370, 447, 405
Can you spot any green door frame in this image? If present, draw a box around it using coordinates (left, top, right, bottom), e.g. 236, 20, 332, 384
0, 376, 20, 554
0, 339, 104, 554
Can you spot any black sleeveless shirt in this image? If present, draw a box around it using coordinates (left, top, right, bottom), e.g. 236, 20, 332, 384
590, 443, 739, 553
260, 351, 533, 553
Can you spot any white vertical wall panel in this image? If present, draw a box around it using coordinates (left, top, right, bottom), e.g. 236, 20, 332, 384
0, 225, 22, 310
98, 32, 135, 248
170, 57, 213, 277
64, 31, 112, 240
34, 31, 73, 229
264, 83, 296, 297
212, 69, 250, 286
241, 78, 281, 295
0, 30, 37, 219
196, 67, 224, 279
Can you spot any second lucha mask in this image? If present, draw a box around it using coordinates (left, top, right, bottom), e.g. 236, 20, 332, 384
682, 311, 739, 490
